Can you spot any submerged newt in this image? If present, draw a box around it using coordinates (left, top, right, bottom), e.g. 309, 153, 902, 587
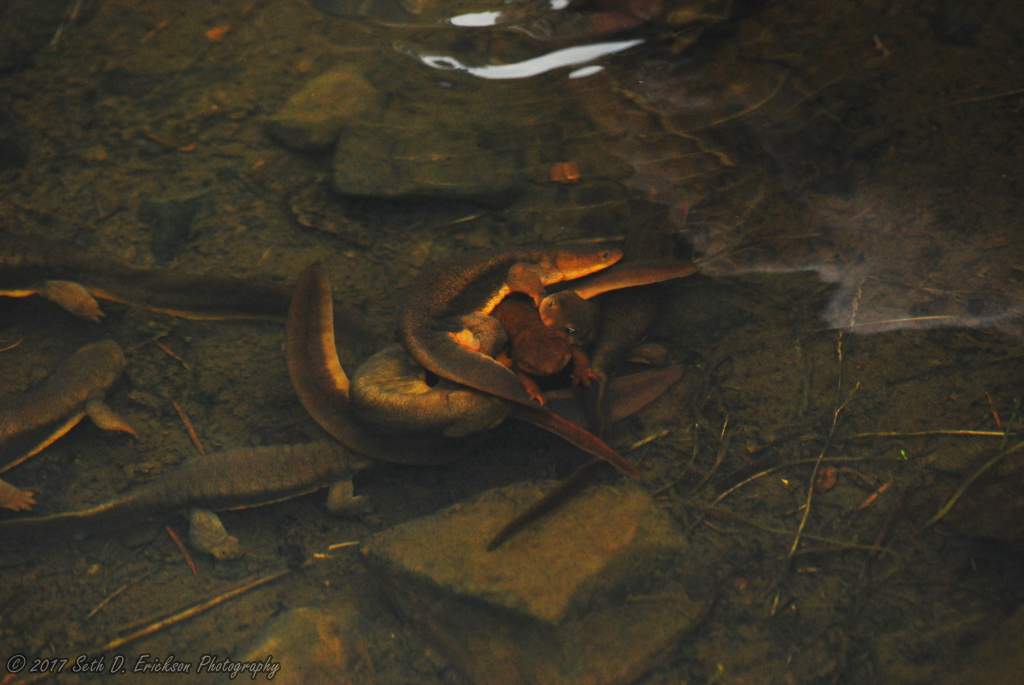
491, 296, 596, 404
0, 442, 369, 535
0, 339, 136, 509
0, 261, 689, 538
578, 232, 688, 433
1, 236, 305, 321
291, 262, 641, 479
490, 260, 697, 404
399, 245, 622, 408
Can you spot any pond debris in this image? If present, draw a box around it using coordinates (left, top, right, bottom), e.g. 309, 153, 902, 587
857, 479, 891, 511
924, 441, 1024, 528
788, 383, 859, 562
549, 160, 582, 184
153, 338, 190, 369
205, 25, 232, 42
170, 398, 206, 456
86, 571, 154, 620
984, 391, 1003, 430
843, 429, 1007, 440
814, 465, 838, 493
0, 338, 24, 353
101, 565, 296, 652
164, 525, 198, 576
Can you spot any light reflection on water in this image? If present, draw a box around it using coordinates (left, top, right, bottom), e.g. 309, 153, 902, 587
399, 38, 643, 79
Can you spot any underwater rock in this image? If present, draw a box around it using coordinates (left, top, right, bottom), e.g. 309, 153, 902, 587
266, 67, 378, 152
362, 481, 707, 685
138, 194, 204, 264
236, 605, 366, 684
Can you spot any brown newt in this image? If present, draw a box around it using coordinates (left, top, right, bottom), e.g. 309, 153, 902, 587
0, 339, 136, 509
1, 236, 314, 322
0, 262, 687, 532
487, 259, 697, 404
399, 245, 622, 408
577, 231, 690, 433
0, 442, 368, 535
537, 259, 698, 340
491, 295, 597, 404
290, 262, 641, 479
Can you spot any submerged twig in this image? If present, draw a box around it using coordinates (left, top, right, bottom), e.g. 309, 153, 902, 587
102, 563, 305, 651
924, 441, 1024, 527
844, 429, 1007, 440
164, 526, 198, 576
685, 501, 892, 556
171, 399, 206, 456
154, 339, 191, 369
0, 337, 24, 353
86, 571, 154, 620
788, 383, 860, 561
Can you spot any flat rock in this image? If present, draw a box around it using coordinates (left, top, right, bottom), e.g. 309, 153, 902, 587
266, 67, 378, 152
362, 482, 708, 685
235, 605, 365, 684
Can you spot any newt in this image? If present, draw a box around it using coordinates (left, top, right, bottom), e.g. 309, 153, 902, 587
0, 263, 679, 537
399, 245, 622, 408
577, 230, 687, 434
0, 339, 136, 509
291, 262, 641, 479
0, 442, 369, 535
0, 236, 336, 322
490, 260, 697, 405
491, 295, 597, 405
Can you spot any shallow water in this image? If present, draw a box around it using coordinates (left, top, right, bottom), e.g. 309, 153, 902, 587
1, 0, 1023, 683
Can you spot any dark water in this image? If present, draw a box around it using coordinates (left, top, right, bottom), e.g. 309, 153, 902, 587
1, 0, 1023, 683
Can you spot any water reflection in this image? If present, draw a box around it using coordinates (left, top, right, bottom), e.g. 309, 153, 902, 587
400, 38, 643, 79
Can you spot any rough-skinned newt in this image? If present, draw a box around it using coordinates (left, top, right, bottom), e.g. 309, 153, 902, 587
0, 236, 325, 322
579, 230, 686, 433
0, 442, 369, 535
0, 339, 136, 510
488, 260, 697, 404
0, 263, 686, 537
399, 245, 622, 408
290, 263, 641, 479
491, 296, 596, 404
537, 259, 698, 342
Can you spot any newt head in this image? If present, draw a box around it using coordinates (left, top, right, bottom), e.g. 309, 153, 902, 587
538, 291, 600, 346
534, 245, 623, 285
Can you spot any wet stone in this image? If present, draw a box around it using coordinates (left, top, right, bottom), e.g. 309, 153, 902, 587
265, 66, 378, 152
362, 482, 707, 685
331, 117, 527, 201
138, 194, 205, 264
235, 605, 364, 685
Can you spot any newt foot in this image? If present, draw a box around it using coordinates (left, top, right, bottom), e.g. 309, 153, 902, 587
326, 480, 370, 516
0, 478, 35, 511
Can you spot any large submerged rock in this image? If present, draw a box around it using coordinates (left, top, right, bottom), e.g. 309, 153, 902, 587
265, 66, 379, 152
362, 482, 708, 685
